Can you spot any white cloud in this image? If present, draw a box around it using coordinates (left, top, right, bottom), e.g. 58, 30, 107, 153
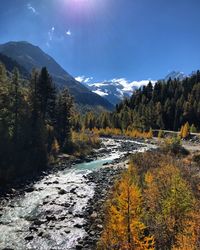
66, 30, 71, 36
110, 78, 156, 91
48, 26, 55, 41
27, 3, 38, 15
75, 76, 93, 83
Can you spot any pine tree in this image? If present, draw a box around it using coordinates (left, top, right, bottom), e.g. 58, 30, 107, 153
55, 88, 73, 152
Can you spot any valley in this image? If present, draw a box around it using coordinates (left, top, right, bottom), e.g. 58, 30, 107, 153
0, 138, 155, 250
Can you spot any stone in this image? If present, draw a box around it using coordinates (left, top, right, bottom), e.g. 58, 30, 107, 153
76, 244, 83, 249
29, 226, 38, 232
58, 189, 67, 195
25, 187, 34, 193
90, 212, 98, 219
97, 224, 103, 229
46, 215, 56, 221
33, 219, 44, 226
25, 235, 34, 241
74, 224, 83, 228
38, 231, 44, 237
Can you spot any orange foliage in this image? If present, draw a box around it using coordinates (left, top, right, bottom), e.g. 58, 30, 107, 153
98, 166, 155, 250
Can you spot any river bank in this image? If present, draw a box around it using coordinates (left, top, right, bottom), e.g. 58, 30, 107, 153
0, 138, 155, 250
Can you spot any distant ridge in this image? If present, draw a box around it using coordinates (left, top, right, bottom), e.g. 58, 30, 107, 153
0, 41, 113, 111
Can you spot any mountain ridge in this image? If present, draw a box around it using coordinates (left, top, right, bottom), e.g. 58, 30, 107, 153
0, 41, 113, 111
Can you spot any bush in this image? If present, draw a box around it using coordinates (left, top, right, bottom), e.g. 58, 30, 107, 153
158, 129, 164, 139
192, 153, 200, 164
161, 137, 189, 156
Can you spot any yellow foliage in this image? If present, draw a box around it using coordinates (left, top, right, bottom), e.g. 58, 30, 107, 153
91, 127, 153, 139
172, 211, 200, 250
51, 138, 60, 155
125, 128, 153, 139
98, 165, 155, 250
72, 129, 99, 145
94, 127, 122, 136
144, 163, 196, 249
180, 122, 190, 138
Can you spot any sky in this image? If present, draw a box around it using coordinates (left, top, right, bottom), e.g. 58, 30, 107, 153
1, 0, 200, 83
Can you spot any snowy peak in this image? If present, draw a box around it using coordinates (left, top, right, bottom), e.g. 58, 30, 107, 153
164, 71, 186, 81
79, 77, 156, 105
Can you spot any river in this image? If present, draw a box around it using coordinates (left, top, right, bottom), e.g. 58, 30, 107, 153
0, 138, 155, 250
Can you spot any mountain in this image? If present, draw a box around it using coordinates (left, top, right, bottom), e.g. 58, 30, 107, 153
164, 71, 187, 81
0, 41, 113, 111
83, 79, 155, 105
83, 71, 189, 106
0, 53, 29, 78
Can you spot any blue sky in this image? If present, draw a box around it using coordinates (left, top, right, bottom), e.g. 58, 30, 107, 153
1, 0, 200, 83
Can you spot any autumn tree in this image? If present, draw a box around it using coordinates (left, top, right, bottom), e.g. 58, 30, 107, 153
180, 122, 190, 138
144, 164, 195, 249
98, 166, 154, 250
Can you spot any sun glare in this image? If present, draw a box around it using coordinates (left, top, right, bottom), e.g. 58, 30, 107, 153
64, 0, 98, 13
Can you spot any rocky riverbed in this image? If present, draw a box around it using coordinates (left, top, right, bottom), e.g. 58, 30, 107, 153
0, 138, 156, 250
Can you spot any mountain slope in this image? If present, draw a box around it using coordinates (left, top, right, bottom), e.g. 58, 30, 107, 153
0, 53, 29, 78
83, 71, 188, 106
164, 71, 186, 81
0, 41, 113, 110
83, 79, 155, 105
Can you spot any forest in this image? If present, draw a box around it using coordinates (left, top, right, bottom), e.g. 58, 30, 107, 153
78, 71, 200, 133
98, 150, 200, 250
0, 63, 73, 184
1, 61, 200, 184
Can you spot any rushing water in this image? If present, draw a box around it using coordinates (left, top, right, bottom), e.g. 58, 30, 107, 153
0, 139, 155, 250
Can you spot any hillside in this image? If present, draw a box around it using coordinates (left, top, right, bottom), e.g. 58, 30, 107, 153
0, 53, 29, 78
114, 71, 200, 131
0, 41, 113, 111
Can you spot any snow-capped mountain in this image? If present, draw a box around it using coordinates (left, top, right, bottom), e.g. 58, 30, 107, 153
164, 71, 187, 81
80, 78, 156, 105
76, 71, 188, 106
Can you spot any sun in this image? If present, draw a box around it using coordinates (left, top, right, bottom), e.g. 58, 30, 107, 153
62, 0, 98, 16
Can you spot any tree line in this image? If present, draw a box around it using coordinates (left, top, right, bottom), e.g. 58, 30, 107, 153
76, 71, 200, 133
0, 63, 73, 184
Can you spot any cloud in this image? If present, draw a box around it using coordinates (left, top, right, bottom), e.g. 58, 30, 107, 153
66, 30, 72, 36
75, 76, 93, 83
110, 78, 156, 91
27, 3, 38, 15
48, 26, 55, 41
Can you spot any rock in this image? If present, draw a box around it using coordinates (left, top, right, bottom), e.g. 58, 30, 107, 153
33, 219, 44, 226
90, 212, 98, 219
95, 219, 103, 224
25, 235, 34, 241
46, 215, 56, 221
59, 216, 66, 221
38, 231, 44, 237
70, 187, 77, 194
76, 244, 83, 249
25, 187, 34, 193
97, 224, 103, 230
64, 229, 71, 234
53, 181, 59, 184
29, 226, 38, 232
58, 189, 67, 195
74, 224, 83, 228
43, 200, 49, 205
89, 231, 95, 236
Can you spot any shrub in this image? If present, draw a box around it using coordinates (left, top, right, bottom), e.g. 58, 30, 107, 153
158, 129, 164, 139
161, 137, 189, 156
